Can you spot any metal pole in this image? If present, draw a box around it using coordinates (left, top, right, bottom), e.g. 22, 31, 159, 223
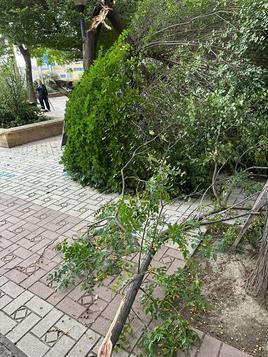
79, 13, 86, 41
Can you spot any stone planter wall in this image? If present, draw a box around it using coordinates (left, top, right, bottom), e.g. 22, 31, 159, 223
0, 118, 63, 148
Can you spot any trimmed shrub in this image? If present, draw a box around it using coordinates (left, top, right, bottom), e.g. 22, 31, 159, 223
63, 37, 149, 191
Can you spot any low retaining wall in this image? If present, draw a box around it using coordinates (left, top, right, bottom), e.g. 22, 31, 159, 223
0, 118, 63, 148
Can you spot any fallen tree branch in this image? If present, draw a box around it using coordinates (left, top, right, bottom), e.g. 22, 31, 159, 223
246, 204, 268, 302
201, 211, 260, 226
231, 179, 268, 250
97, 245, 158, 356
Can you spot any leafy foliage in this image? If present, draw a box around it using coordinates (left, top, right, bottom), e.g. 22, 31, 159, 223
0, 0, 80, 54
140, 267, 208, 356
49, 167, 207, 355
62, 36, 148, 191
63, 0, 268, 193
130, 0, 268, 192
0, 62, 43, 128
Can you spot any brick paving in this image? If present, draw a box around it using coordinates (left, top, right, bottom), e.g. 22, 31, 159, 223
0, 134, 252, 357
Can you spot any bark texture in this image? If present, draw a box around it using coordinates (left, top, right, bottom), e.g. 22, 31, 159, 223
18, 45, 37, 103
247, 208, 268, 303
84, 26, 102, 69
83, 0, 124, 69
98, 249, 155, 357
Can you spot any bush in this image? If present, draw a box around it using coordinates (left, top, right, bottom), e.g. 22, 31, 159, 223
0, 62, 43, 128
63, 0, 268, 193
63, 36, 150, 191
129, 0, 268, 192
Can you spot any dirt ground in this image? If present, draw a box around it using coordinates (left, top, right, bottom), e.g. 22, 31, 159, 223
189, 249, 268, 357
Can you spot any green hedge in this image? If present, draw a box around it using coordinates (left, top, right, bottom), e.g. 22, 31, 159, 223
63, 38, 150, 191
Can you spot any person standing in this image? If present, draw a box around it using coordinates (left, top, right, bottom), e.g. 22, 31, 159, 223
36, 80, 50, 111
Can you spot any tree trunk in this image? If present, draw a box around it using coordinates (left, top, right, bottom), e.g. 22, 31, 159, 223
107, 6, 124, 34
98, 249, 155, 357
246, 207, 268, 303
83, 0, 125, 69
9, 44, 20, 76
18, 45, 37, 103
83, 26, 102, 69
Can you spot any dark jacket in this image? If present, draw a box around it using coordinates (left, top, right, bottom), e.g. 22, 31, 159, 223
36, 84, 48, 99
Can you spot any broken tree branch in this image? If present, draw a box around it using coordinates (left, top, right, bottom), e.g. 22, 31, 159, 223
97, 245, 158, 356
231, 179, 268, 250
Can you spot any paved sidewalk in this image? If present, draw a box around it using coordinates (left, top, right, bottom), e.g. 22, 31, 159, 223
0, 137, 252, 357
44, 96, 67, 119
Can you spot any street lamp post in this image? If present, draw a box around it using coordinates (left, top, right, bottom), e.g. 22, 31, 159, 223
73, 0, 87, 41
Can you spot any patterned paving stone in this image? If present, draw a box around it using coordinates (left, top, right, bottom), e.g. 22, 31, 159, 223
0, 135, 253, 357
67, 329, 101, 357
25, 296, 53, 317
56, 296, 86, 319
29, 281, 54, 300
1, 281, 24, 298
7, 312, 40, 343
0, 311, 17, 335
42, 326, 63, 347
5, 269, 28, 284
91, 315, 112, 336
4, 291, 33, 316
32, 308, 63, 338
17, 333, 49, 357
0, 294, 12, 309
55, 314, 86, 340
43, 335, 75, 357
11, 306, 31, 323
0, 275, 8, 286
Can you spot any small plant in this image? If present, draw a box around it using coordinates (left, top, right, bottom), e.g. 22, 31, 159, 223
0, 61, 43, 128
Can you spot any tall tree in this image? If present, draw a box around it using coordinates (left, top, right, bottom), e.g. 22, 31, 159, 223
0, 0, 80, 102
0, 0, 138, 102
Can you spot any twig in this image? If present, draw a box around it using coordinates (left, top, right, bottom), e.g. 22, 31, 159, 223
87, 216, 115, 230
234, 143, 262, 171
120, 135, 161, 198
201, 211, 260, 226
150, 10, 235, 38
